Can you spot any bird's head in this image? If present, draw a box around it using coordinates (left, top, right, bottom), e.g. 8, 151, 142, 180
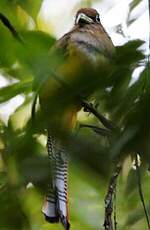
75, 8, 100, 25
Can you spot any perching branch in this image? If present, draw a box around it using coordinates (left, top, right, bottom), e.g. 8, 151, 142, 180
135, 154, 150, 230
79, 124, 111, 137
0, 12, 24, 43
113, 187, 117, 230
104, 163, 122, 230
81, 100, 115, 131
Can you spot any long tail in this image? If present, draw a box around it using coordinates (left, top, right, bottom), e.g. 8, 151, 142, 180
42, 131, 70, 230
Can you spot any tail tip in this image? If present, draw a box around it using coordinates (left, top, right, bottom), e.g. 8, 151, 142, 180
60, 215, 70, 230
44, 214, 59, 223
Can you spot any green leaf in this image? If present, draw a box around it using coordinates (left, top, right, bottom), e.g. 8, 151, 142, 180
17, 0, 43, 20
21, 30, 55, 51
0, 79, 32, 103
129, 0, 142, 12
113, 64, 149, 120
125, 168, 138, 196
0, 25, 17, 68
0, 0, 43, 21
0, 185, 30, 230
125, 204, 150, 226
115, 40, 145, 66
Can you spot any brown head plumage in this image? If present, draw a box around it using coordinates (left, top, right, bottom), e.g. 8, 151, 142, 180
75, 8, 100, 25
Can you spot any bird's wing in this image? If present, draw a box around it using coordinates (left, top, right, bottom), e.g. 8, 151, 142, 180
52, 25, 79, 57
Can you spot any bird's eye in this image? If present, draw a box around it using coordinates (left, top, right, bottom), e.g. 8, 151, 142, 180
96, 15, 100, 23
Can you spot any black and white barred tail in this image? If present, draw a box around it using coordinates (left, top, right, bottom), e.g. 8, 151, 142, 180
42, 131, 70, 230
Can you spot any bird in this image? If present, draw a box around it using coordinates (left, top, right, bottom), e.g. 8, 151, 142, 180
40, 7, 115, 230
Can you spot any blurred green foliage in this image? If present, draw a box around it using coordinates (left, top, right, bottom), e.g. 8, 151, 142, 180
0, 0, 149, 230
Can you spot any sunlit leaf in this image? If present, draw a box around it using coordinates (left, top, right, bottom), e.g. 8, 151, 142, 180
129, 0, 142, 12
0, 79, 32, 103
17, 0, 43, 20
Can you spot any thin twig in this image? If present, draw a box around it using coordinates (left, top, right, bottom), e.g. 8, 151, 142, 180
113, 187, 117, 230
0, 12, 24, 43
79, 124, 111, 136
135, 154, 150, 230
104, 163, 122, 230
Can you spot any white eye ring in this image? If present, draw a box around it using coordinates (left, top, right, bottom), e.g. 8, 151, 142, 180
96, 15, 100, 23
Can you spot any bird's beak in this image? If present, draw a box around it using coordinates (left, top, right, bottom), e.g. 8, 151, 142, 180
76, 13, 94, 24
